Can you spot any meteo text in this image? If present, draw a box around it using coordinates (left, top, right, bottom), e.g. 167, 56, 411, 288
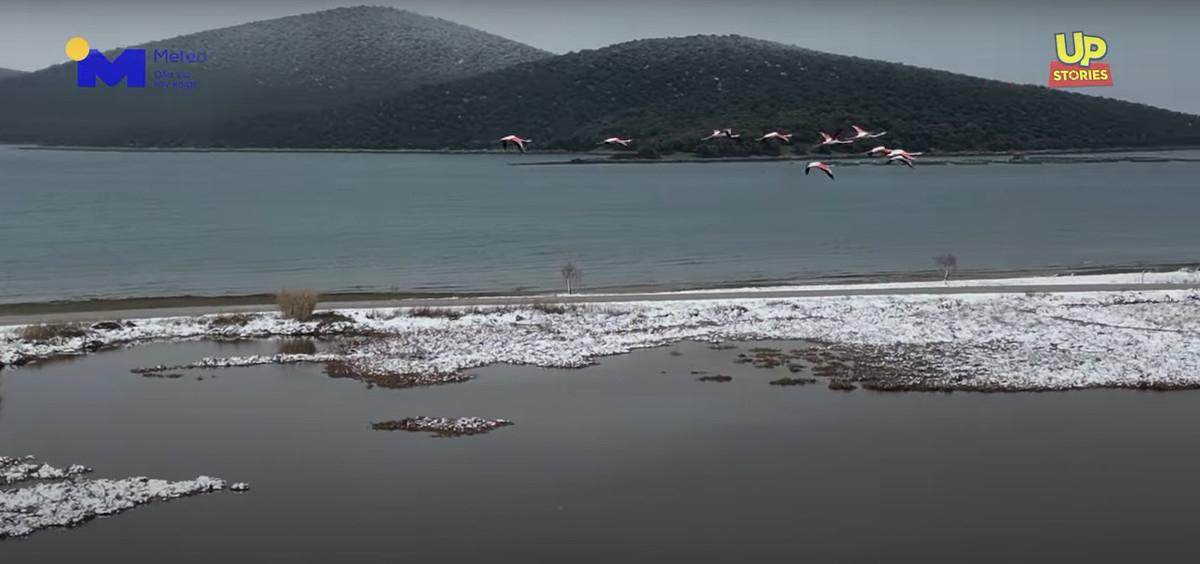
154, 49, 207, 63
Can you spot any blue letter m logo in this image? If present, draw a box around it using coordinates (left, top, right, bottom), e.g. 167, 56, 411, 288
76, 49, 146, 87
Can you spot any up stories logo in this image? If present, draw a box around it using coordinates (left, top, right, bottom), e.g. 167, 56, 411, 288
1047, 31, 1113, 88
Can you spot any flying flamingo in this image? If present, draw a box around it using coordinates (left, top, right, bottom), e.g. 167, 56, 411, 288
805, 161, 834, 180
887, 154, 915, 168
813, 131, 853, 148
844, 125, 887, 141
599, 137, 633, 148
868, 145, 922, 159
702, 128, 740, 140
757, 131, 793, 143
499, 135, 531, 153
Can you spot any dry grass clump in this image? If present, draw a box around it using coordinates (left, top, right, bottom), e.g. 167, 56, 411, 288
19, 322, 88, 342
276, 289, 320, 321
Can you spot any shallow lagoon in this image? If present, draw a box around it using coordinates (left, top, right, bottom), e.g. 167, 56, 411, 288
3, 339, 1200, 562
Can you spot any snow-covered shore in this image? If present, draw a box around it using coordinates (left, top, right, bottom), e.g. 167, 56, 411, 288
1, 455, 246, 539
2, 275, 1200, 391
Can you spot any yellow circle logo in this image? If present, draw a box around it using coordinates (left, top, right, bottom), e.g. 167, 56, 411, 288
65, 37, 90, 61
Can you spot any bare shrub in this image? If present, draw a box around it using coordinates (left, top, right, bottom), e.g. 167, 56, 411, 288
933, 254, 958, 281
19, 322, 87, 342
560, 261, 581, 294
276, 289, 320, 321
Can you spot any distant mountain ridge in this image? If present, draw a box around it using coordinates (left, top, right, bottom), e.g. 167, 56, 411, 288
100, 34, 1200, 153
0, 6, 553, 143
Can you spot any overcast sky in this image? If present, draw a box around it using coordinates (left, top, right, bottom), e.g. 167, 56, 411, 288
2, 0, 1196, 115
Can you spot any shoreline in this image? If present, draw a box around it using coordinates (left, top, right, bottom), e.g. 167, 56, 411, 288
4, 279, 1198, 328
3, 262, 1198, 321
12, 144, 1200, 160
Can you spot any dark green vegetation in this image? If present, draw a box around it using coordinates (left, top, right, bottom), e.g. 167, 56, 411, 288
0, 67, 26, 80
0, 7, 552, 143
97, 34, 1200, 154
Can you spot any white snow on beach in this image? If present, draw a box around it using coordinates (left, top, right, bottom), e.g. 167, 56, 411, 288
1, 455, 243, 539
2, 274, 1200, 391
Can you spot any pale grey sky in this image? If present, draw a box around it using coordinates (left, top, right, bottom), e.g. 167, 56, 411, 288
1, 0, 1196, 115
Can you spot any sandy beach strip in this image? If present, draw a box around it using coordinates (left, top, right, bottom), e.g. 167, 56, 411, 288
2, 269, 1198, 327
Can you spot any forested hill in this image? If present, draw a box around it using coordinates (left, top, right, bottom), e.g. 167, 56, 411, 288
0, 7, 553, 143
106, 34, 1199, 154
0, 68, 26, 80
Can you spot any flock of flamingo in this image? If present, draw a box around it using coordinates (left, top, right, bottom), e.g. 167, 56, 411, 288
498, 125, 923, 181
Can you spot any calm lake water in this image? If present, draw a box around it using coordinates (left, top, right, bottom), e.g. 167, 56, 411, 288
2, 340, 1200, 562
2, 146, 1200, 303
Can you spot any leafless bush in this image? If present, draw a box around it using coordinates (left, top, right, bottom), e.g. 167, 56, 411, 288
933, 254, 958, 281
560, 261, 581, 294
276, 289, 320, 321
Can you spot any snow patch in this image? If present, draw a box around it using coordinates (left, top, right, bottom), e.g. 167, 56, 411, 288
371, 416, 515, 437
1, 456, 92, 486
1, 455, 248, 540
